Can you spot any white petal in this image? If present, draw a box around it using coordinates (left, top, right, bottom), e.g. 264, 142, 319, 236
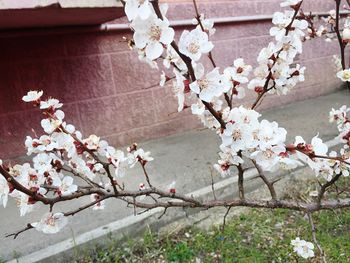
125, 1, 138, 21
138, 2, 151, 20
145, 42, 163, 60
134, 32, 148, 49
160, 27, 175, 45
189, 81, 200, 94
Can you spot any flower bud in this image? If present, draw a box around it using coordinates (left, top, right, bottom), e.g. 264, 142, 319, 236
343, 27, 350, 43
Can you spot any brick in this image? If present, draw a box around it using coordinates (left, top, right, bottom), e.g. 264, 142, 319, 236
0, 63, 26, 115
152, 86, 189, 123
64, 32, 132, 56
78, 91, 157, 137
16, 54, 115, 103
104, 114, 201, 148
110, 52, 160, 93
0, 35, 66, 62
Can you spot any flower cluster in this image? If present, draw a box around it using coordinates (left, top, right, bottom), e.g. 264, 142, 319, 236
214, 106, 302, 176
249, 0, 307, 95
282, 105, 350, 181
0, 90, 154, 234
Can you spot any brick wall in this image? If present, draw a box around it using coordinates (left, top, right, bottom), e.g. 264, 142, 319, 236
0, 0, 344, 159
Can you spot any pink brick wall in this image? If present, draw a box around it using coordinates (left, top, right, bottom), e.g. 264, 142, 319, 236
0, 0, 344, 159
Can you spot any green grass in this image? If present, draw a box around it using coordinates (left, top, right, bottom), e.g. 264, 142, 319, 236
73, 207, 350, 263
72, 177, 350, 263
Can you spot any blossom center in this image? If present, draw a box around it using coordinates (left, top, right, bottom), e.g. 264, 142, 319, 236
149, 25, 162, 42
197, 79, 209, 91
45, 216, 56, 226
232, 129, 242, 140
342, 71, 350, 80
263, 149, 274, 158
187, 42, 200, 54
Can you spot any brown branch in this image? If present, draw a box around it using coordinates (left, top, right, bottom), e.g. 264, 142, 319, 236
251, 1, 303, 110
192, 0, 217, 68
291, 147, 350, 166
140, 163, 153, 188
317, 173, 342, 203
210, 168, 217, 200
252, 160, 277, 200
0, 165, 107, 206
6, 224, 34, 239
221, 206, 232, 231
104, 163, 119, 194
61, 165, 104, 189
335, 0, 350, 91
123, 196, 350, 212
151, 0, 226, 129
64, 195, 112, 217
237, 152, 245, 200
307, 212, 327, 263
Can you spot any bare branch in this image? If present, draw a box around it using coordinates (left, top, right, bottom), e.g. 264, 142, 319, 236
6, 224, 34, 239
307, 212, 327, 263
252, 160, 277, 200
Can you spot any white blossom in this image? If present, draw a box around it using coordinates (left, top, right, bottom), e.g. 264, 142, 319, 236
280, 0, 302, 7
32, 212, 68, 234
22, 90, 43, 102
53, 176, 78, 196
132, 14, 174, 60
90, 194, 105, 210
179, 28, 213, 61
40, 98, 63, 110
337, 69, 350, 82
291, 237, 315, 259
190, 64, 224, 103
41, 110, 65, 134
83, 135, 100, 150
0, 175, 9, 208
124, 0, 152, 21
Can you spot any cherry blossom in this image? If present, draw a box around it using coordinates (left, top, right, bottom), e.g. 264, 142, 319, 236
0, 175, 9, 208
40, 98, 63, 110
131, 14, 175, 60
83, 135, 100, 150
179, 28, 213, 61
192, 14, 216, 36
129, 148, 154, 167
10, 190, 34, 216
189, 64, 224, 103
172, 69, 186, 112
337, 69, 350, 82
41, 110, 65, 134
124, 0, 152, 21
53, 176, 78, 196
163, 46, 187, 71
343, 19, 350, 43
223, 59, 252, 99
32, 212, 68, 234
90, 194, 105, 210
280, 0, 302, 7
291, 237, 315, 259
22, 90, 43, 102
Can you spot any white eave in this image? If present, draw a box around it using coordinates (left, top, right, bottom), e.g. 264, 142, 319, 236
0, 0, 124, 29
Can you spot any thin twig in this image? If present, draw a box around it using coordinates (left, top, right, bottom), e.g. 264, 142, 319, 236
252, 160, 277, 200
6, 224, 34, 239
221, 206, 232, 231
334, 0, 350, 91
307, 212, 327, 263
